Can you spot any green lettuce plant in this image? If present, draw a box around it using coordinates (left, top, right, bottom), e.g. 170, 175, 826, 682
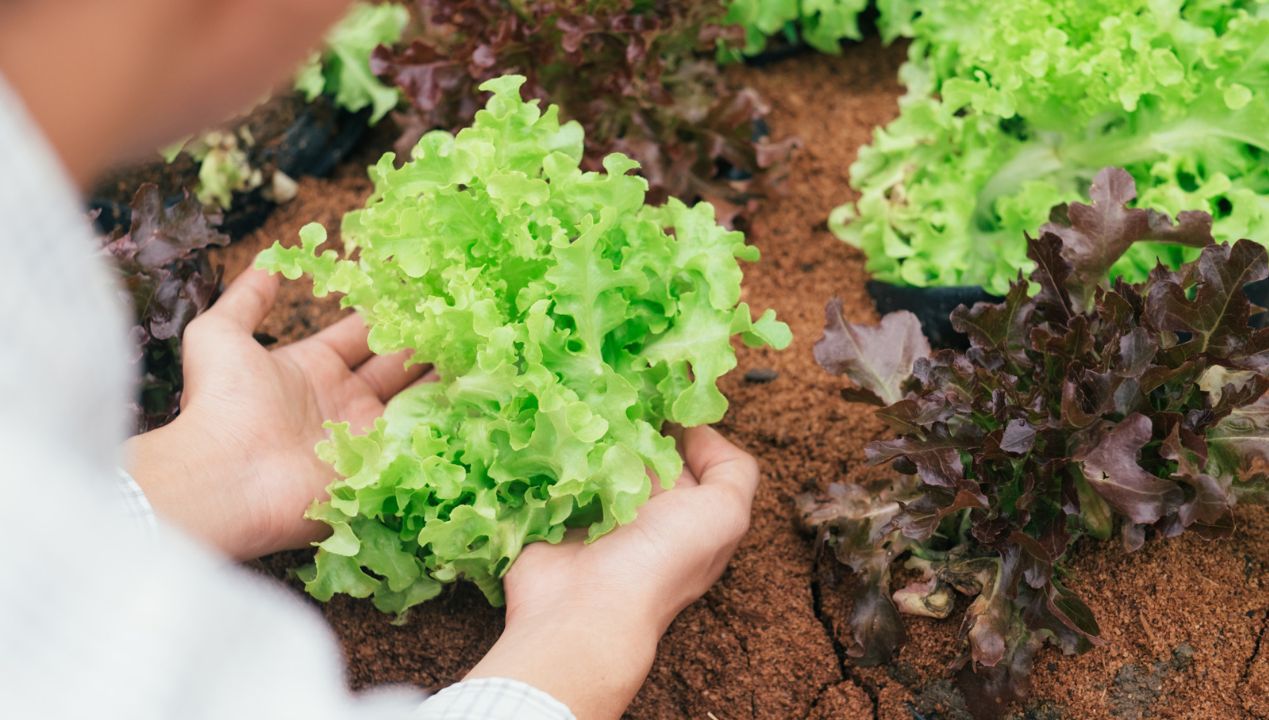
724, 0, 868, 55
258, 75, 790, 613
723, 0, 919, 56
832, 0, 1268, 295
296, 1, 409, 124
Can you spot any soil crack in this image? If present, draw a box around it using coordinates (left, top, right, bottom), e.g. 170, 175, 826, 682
809, 563, 880, 720
1241, 608, 1268, 688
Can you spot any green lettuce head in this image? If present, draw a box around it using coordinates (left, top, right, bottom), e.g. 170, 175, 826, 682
833, 0, 1268, 294
258, 75, 790, 614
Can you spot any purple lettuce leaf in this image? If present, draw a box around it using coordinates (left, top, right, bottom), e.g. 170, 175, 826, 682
102, 185, 228, 432
814, 302, 930, 405
808, 168, 1268, 714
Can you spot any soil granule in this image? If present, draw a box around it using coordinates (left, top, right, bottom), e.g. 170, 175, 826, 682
213, 38, 1269, 720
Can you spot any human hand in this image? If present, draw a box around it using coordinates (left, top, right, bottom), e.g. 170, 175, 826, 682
127, 267, 428, 560
466, 426, 759, 720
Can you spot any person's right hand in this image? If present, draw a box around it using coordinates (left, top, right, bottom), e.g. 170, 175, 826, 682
466, 426, 760, 720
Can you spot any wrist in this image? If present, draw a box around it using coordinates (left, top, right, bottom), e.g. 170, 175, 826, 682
468, 606, 660, 720
125, 413, 273, 559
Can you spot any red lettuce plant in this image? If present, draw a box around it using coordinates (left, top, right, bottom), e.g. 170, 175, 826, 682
102, 185, 228, 432
373, 0, 790, 221
805, 168, 1269, 715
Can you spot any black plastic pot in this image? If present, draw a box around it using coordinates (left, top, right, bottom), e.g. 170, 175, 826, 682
742, 42, 812, 68
865, 280, 1003, 350
214, 103, 370, 238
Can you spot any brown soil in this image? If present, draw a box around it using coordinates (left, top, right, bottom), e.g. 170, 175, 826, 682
213, 38, 1269, 720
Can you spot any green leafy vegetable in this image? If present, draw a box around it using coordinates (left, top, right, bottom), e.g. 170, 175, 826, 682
258, 75, 790, 614
724, 0, 869, 55
807, 169, 1269, 713
723, 0, 919, 56
296, 1, 409, 124
187, 130, 263, 210
832, 0, 1268, 294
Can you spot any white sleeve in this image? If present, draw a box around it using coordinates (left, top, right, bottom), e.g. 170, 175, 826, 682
4, 418, 576, 720
0, 428, 410, 720
93, 468, 577, 720
417, 678, 575, 720
0, 71, 574, 720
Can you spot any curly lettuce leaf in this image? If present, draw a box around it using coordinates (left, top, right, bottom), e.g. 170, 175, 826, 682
813, 172, 1269, 710
833, 0, 1268, 293
258, 75, 789, 613
296, 2, 408, 123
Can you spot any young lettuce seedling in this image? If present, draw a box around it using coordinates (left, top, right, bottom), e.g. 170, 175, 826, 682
259, 75, 790, 614
809, 168, 1269, 715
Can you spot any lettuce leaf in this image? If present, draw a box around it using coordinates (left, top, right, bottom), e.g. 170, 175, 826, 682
810, 170, 1269, 711
723, 0, 920, 55
296, 2, 408, 124
101, 185, 228, 432
833, 0, 1268, 294
724, 0, 868, 55
258, 76, 790, 613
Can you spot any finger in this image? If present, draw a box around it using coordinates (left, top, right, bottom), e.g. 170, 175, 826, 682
356, 350, 430, 402
205, 267, 279, 333
658, 424, 698, 491
308, 313, 373, 367
649, 465, 690, 497
407, 367, 441, 389
681, 426, 759, 506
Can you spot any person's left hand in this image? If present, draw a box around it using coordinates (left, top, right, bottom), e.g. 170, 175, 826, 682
464, 425, 760, 720
127, 267, 428, 560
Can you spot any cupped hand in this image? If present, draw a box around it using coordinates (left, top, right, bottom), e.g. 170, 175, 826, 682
467, 426, 760, 720
130, 266, 761, 719
504, 425, 758, 633
127, 267, 428, 560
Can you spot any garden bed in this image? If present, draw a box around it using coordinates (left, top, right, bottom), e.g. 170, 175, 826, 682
212, 38, 1268, 720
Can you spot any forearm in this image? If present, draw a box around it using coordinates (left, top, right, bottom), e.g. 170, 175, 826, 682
466, 611, 660, 720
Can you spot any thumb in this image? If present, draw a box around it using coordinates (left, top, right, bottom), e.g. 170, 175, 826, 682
204, 266, 279, 333
681, 426, 760, 511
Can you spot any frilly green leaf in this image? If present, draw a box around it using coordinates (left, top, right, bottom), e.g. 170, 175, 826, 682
833, 0, 1268, 293
259, 75, 787, 613
294, 2, 408, 123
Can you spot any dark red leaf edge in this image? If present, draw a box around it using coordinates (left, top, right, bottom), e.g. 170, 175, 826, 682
808, 168, 1269, 715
